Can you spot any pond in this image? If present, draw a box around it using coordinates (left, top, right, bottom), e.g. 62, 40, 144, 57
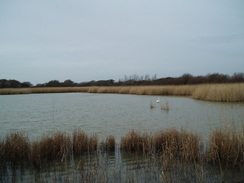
0, 93, 243, 142
0, 93, 244, 182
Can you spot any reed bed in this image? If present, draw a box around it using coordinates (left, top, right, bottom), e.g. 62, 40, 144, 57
1, 83, 244, 102
206, 127, 244, 168
72, 130, 89, 155
0, 127, 243, 170
121, 129, 202, 163
3, 133, 29, 163
120, 128, 243, 167
103, 135, 116, 151
192, 83, 244, 102
120, 130, 153, 153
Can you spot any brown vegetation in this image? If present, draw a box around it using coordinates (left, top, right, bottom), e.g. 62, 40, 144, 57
3, 133, 29, 163
103, 135, 116, 151
191, 83, 244, 102
120, 127, 243, 168
0, 127, 243, 170
1, 83, 243, 102
206, 127, 244, 168
73, 130, 89, 155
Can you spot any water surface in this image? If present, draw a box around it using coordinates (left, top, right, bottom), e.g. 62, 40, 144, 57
0, 93, 243, 141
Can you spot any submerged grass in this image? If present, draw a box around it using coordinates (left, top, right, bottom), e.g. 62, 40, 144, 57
1, 83, 244, 102
103, 135, 116, 151
0, 127, 243, 172
3, 133, 29, 163
206, 126, 244, 168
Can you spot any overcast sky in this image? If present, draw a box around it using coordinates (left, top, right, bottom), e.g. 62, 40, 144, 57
0, 0, 243, 84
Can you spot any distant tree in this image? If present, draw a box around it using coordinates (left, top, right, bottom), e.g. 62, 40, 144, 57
181, 73, 193, 84
46, 80, 61, 87
9, 80, 21, 88
206, 73, 230, 83
21, 82, 32, 88
35, 83, 46, 87
152, 74, 157, 80
62, 79, 74, 87
0, 79, 9, 88
144, 74, 151, 81
231, 72, 244, 82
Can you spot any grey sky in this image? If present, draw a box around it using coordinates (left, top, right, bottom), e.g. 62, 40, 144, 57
0, 0, 243, 84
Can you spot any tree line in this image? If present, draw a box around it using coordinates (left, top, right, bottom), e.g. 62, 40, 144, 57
0, 73, 244, 88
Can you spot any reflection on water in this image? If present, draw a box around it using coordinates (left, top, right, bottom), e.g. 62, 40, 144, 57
0, 93, 243, 141
1, 147, 243, 183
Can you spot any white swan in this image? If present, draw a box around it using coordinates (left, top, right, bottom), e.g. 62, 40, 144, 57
156, 97, 160, 103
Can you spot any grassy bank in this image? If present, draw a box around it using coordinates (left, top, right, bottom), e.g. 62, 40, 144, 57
0, 127, 243, 169
1, 83, 244, 102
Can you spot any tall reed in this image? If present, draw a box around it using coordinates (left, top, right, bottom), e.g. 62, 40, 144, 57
178, 130, 201, 163
88, 134, 98, 153
73, 130, 89, 155
1, 127, 243, 170
206, 127, 244, 168
104, 135, 116, 151
154, 129, 179, 155
29, 133, 72, 168
121, 130, 144, 152
3, 133, 29, 163
121, 129, 202, 163
1, 83, 244, 102
192, 83, 244, 102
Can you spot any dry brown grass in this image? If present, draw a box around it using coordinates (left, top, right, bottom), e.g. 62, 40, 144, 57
121, 130, 144, 152
192, 83, 244, 102
29, 133, 72, 168
120, 128, 201, 163
154, 129, 179, 155
72, 130, 99, 155
121, 129, 202, 164
103, 135, 116, 151
3, 133, 29, 163
0, 87, 90, 95
1, 83, 243, 102
120, 130, 154, 154
206, 126, 244, 168
73, 130, 89, 155
178, 130, 201, 163
1, 127, 243, 170
88, 134, 98, 153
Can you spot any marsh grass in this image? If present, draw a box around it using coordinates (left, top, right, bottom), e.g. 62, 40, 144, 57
1, 83, 244, 102
0, 127, 243, 178
206, 126, 244, 168
103, 135, 116, 151
192, 83, 244, 102
3, 133, 29, 163
161, 100, 170, 111
72, 130, 89, 155
121, 130, 144, 153
88, 134, 98, 153
154, 129, 178, 154
30, 133, 72, 169
178, 130, 202, 163
149, 101, 155, 109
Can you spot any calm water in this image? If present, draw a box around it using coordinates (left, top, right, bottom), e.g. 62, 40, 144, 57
1, 93, 244, 182
0, 93, 243, 142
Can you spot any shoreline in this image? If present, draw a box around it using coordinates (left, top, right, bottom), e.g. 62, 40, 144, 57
0, 83, 244, 102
